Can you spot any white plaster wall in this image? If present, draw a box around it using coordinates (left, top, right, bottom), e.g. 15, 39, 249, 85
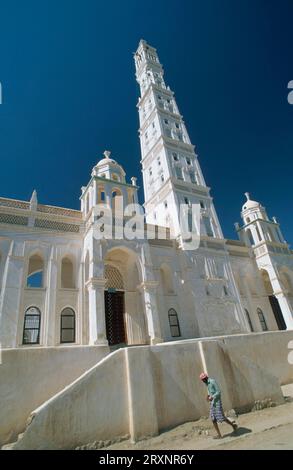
14, 349, 129, 450
10, 331, 293, 450
0, 345, 109, 445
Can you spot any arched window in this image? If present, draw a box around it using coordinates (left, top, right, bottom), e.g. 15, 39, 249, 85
60, 308, 76, 343
27, 254, 44, 288
23, 307, 41, 344
257, 308, 268, 331
245, 309, 254, 332
168, 308, 181, 337
112, 188, 122, 199
61, 257, 75, 288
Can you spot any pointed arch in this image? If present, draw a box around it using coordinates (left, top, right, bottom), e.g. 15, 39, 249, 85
27, 253, 44, 288
61, 256, 75, 288
104, 264, 124, 290
160, 263, 174, 294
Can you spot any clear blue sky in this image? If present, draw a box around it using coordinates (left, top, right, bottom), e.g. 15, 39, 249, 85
0, 0, 292, 241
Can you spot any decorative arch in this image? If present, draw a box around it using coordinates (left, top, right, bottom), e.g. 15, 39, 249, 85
27, 253, 44, 288
112, 187, 122, 198
103, 246, 147, 346
61, 256, 75, 289
160, 263, 174, 294
260, 269, 274, 295
104, 264, 124, 290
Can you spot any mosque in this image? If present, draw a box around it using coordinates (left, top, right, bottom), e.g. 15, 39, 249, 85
0, 39, 292, 353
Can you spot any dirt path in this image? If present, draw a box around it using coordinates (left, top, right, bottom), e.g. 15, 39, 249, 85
107, 384, 293, 451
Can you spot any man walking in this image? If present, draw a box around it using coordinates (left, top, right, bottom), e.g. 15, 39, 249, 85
200, 372, 238, 439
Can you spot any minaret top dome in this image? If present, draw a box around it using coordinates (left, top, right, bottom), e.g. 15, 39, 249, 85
93, 150, 126, 182
242, 192, 261, 212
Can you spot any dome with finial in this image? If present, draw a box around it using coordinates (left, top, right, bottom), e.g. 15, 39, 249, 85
242, 192, 261, 212
93, 150, 126, 182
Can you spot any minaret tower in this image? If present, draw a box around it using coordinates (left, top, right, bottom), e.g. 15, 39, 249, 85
134, 40, 223, 243
236, 193, 293, 330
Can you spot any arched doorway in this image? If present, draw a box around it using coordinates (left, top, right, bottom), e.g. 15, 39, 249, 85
104, 247, 148, 346
260, 269, 286, 330
104, 264, 126, 346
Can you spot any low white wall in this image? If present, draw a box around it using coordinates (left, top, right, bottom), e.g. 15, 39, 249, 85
211, 330, 293, 385
14, 349, 129, 450
0, 345, 109, 445
8, 330, 293, 449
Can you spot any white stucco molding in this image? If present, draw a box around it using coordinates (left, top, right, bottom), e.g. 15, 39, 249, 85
85, 278, 107, 290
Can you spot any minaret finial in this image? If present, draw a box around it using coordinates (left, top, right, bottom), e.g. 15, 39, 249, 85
244, 192, 251, 201
103, 150, 111, 159
30, 189, 38, 204
30, 189, 38, 210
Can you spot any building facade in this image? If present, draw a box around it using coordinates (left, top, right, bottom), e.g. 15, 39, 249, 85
0, 40, 292, 350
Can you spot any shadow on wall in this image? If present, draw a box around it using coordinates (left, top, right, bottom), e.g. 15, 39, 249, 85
150, 342, 209, 431
201, 339, 284, 413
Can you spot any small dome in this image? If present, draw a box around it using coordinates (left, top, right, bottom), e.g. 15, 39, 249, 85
93, 150, 126, 182
242, 192, 260, 212
96, 151, 125, 172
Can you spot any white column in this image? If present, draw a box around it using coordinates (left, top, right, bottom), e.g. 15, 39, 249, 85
44, 246, 58, 346
139, 281, 163, 344
87, 278, 108, 345
0, 241, 25, 348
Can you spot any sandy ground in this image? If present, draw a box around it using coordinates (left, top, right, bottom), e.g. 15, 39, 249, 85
107, 384, 293, 451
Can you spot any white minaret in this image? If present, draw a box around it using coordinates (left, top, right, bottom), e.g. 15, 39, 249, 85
236, 193, 293, 330
134, 39, 223, 242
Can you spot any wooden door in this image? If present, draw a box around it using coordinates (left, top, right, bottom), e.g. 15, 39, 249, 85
104, 291, 126, 346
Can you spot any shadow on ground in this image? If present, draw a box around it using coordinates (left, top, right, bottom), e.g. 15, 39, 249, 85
222, 427, 252, 438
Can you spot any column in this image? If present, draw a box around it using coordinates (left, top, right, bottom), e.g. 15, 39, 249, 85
138, 281, 163, 344
0, 241, 25, 348
44, 246, 58, 346
87, 278, 108, 345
